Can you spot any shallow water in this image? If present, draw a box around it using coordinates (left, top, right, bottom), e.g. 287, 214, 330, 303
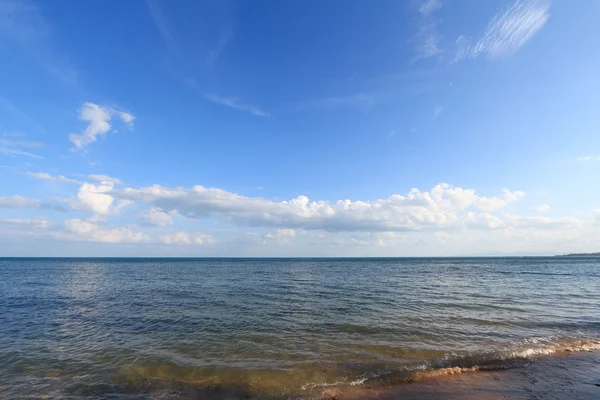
0, 257, 599, 399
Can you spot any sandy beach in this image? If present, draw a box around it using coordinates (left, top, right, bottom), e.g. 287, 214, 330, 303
322, 351, 600, 400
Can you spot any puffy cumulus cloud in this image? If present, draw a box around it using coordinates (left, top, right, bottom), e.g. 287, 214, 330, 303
5, 180, 596, 256
69, 102, 135, 151
64, 218, 96, 234
64, 219, 150, 243
143, 208, 174, 226
372, 232, 405, 247
503, 189, 526, 203
161, 231, 213, 245
68, 181, 132, 216
115, 183, 528, 232
0, 195, 68, 212
264, 228, 297, 242
69, 182, 115, 214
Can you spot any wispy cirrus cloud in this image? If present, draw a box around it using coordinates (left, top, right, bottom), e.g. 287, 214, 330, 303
207, 28, 233, 66
69, 102, 135, 151
412, 0, 444, 60
26, 171, 82, 184
304, 93, 374, 111
0, 195, 68, 212
0, 96, 46, 133
0, 147, 43, 159
454, 0, 550, 62
205, 94, 269, 117
145, 0, 178, 54
0, 0, 77, 85
1, 132, 44, 149
0, 131, 45, 159
578, 156, 600, 162
88, 174, 123, 185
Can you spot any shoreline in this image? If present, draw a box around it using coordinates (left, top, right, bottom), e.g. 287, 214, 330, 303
321, 351, 600, 400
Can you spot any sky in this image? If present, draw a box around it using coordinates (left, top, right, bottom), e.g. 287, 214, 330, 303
1, 0, 599, 257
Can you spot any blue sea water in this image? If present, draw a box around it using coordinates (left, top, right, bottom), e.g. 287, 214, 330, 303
0, 257, 599, 399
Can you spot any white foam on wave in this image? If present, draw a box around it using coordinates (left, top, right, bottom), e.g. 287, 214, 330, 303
305, 337, 600, 394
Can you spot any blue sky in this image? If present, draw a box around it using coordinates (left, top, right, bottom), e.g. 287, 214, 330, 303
1, 0, 599, 256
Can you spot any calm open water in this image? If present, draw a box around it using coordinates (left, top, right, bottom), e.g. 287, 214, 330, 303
1, 257, 599, 399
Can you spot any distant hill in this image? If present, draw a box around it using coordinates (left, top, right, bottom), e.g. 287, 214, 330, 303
559, 252, 600, 256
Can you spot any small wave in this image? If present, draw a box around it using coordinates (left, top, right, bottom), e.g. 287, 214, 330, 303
411, 365, 479, 381
323, 337, 600, 390
427, 338, 600, 371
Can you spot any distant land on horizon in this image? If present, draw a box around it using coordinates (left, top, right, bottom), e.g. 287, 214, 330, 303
559, 252, 600, 257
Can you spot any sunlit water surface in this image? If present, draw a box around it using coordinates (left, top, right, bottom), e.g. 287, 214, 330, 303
1, 257, 599, 399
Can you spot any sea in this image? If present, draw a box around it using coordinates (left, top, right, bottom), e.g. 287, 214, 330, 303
1, 257, 599, 399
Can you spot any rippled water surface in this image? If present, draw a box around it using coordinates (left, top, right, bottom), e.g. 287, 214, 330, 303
1, 257, 599, 399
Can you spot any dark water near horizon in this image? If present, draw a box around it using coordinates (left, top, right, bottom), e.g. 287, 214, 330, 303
1, 257, 599, 399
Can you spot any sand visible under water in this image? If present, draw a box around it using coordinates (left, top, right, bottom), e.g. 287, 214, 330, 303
321, 351, 600, 400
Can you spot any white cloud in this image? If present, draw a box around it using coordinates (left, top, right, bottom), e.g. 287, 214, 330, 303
578, 156, 600, 162
306, 93, 374, 110
0, 97, 46, 134
413, 0, 443, 59
2, 132, 26, 138
503, 189, 526, 203
205, 94, 269, 117
6, 177, 597, 256
26, 172, 82, 184
207, 28, 233, 65
0, 146, 43, 159
0, 0, 77, 85
535, 204, 551, 213
143, 208, 174, 226
455, 0, 550, 61
265, 228, 296, 242
145, 0, 178, 55
117, 111, 135, 126
0, 195, 68, 212
88, 174, 123, 185
419, 0, 442, 15
69, 102, 135, 151
114, 183, 530, 233
64, 218, 96, 234
433, 105, 444, 119
161, 231, 212, 245
505, 215, 582, 229
0, 195, 43, 209
161, 231, 191, 245
0, 134, 44, 148
0, 216, 52, 228
64, 218, 150, 243
69, 182, 115, 215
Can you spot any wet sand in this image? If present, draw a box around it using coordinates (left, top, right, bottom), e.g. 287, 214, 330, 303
323, 351, 600, 400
